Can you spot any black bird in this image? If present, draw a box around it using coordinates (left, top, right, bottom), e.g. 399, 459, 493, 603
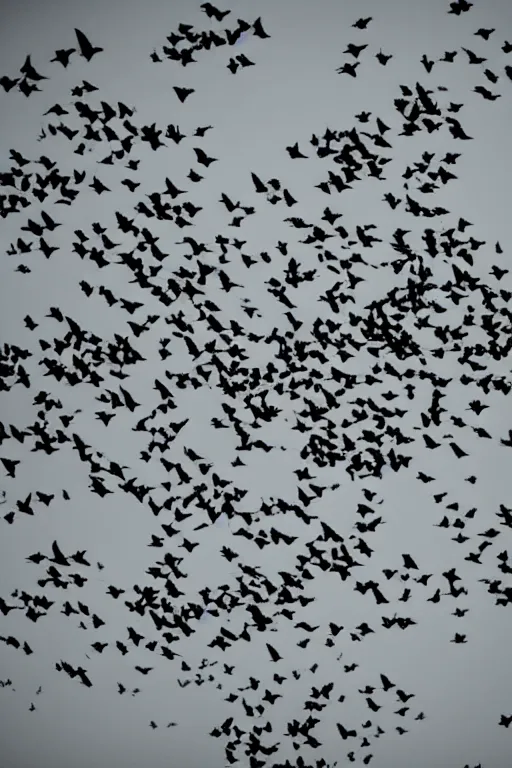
253, 17, 271, 39
266, 643, 282, 662
27, 552, 46, 564
402, 553, 419, 570
251, 172, 267, 193
201, 3, 231, 21
421, 54, 435, 72
500, 430, 512, 447
286, 142, 308, 159
337, 722, 357, 739
474, 27, 495, 40
18, 79, 41, 97
375, 50, 393, 65
344, 43, 368, 59
51, 48, 76, 67
380, 674, 395, 691
440, 50, 458, 62
74, 29, 104, 61
366, 697, 381, 712
1, 458, 20, 478
193, 147, 218, 167
448, 0, 473, 14
352, 17, 372, 29
337, 62, 360, 77
174, 86, 195, 103
49, 540, 69, 567
195, 125, 213, 137
462, 47, 487, 64
473, 85, 500, 101
483, 68, 499, 84
0, 75, 19, 91
21, 55, 47, 80
236, 53, 255, 68
445, 117, 473, 140
450, 442, 468, 458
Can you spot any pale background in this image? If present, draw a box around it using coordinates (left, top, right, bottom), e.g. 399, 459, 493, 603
1, 0, 512, 766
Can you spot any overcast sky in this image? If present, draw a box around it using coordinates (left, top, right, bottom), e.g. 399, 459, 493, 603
1, 1, 512, 767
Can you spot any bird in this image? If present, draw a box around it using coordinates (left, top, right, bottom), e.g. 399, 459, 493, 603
18, 79, 41, 97
286, 143, 308, 159
352, 17, 372, 29
448, 0, 473, 14
51, 48, 76, 67
380, 674, 395, 692
402, 554, 419, 570
344, 43, 368, 59
173, 86, 195, 103
445, 117, 473, 140
473, 85, 500, 101
421, 54, 435, 72
200, 3, 230, 21
462, 47, 487, 64
1, 458, 20, 478
253, 17, 271, 39
440, 50, 458, 62
266, 643, 282, 662
135, 666, 153, 675
0, 75, 19, 91
236, 53, 255, 68
375, 50, 393, 65
74, 29, 104, 61
194, 125, 213, 137
20, 56, 47, 81
474, 27, 495, 40
337, 62, 360, 77
193, 147, 218, 167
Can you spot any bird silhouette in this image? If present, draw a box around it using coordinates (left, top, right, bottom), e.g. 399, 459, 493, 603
51, 48, 76, 67
174, 86, 195, 103
74, 29, 104, 61
201, 3, 230, 21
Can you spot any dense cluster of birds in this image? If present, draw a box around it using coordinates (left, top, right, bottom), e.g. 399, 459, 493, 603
1, 1, 511, 766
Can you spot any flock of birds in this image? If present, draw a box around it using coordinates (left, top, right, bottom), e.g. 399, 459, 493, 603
1, 1, 512, 766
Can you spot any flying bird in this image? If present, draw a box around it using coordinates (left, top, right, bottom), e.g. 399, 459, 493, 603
352, 17, 372, 29
51, 48, 76, 67
253, 17, 271, 38
200, 3, 230, 21
173, 86, 195, 103
193, 147, 218, 167
20, 55, 47, 80
74, 29, 104, 61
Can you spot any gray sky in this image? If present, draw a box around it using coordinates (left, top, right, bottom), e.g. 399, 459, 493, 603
1, 0, 512, 767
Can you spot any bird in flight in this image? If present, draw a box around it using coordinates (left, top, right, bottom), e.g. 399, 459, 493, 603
74, 29, 104, 61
